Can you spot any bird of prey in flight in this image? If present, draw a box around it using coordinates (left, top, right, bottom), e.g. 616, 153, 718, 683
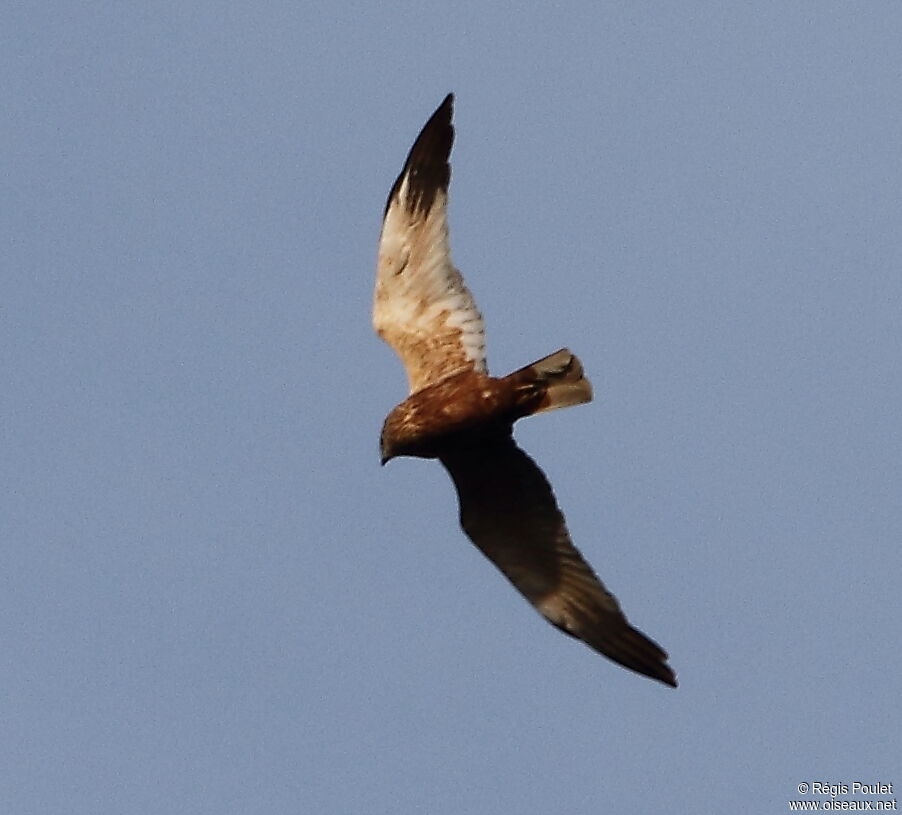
373, 94, 677, 687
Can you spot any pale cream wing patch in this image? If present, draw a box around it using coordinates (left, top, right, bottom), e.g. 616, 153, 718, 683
373, 94, 487, 395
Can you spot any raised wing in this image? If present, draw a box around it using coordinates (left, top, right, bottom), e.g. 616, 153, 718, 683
374, 94, 487, 395
440, 435, 677, 687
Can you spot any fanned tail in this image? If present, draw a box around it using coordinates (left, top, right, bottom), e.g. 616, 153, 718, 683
506, 348, 593, 417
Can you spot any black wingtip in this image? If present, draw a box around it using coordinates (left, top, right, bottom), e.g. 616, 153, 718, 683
617, 649, 678, 688
634, 647, 678, 688
660, 667, 679, 688
573, 616, 678, 687
384, 94, 455, 218
622, 633, 678, 688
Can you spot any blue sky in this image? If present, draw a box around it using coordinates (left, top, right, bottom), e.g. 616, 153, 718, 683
3, 3, 900, 813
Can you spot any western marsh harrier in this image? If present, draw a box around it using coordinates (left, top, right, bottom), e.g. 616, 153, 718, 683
374, 95, 676, 687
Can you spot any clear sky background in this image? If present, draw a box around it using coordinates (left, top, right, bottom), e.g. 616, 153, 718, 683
3, 3, 900, 813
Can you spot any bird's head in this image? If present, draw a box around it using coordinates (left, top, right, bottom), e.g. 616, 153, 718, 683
379, 420, 399, 466
380, 403, 425, 464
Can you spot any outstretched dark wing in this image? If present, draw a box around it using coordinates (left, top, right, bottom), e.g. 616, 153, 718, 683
440, 435, 677, 687
373, 94, 487, 395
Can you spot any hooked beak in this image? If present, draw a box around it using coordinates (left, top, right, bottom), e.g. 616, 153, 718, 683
379, 431, 395, 466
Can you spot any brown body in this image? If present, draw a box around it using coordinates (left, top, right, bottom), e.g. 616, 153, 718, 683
381, 349, 590, 462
